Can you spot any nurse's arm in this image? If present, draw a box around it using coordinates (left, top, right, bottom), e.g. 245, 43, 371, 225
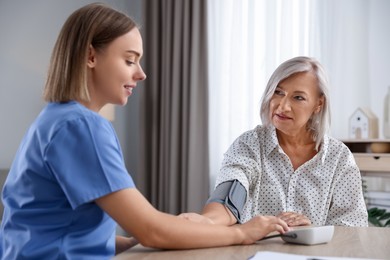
115, 235, 139, 254
202, 202, 237, 226
95, 187, 288, 250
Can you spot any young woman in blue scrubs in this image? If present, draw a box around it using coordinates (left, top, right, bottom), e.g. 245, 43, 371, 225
0, 3, 289, 259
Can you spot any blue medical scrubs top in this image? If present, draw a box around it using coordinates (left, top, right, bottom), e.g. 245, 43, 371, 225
0, 101, 135, 259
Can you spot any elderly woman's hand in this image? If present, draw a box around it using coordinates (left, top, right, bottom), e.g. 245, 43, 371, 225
276, 212, 311, 227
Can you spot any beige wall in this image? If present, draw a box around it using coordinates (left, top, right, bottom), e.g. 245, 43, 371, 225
0, 1, 144, 180
0, 169, 8, 219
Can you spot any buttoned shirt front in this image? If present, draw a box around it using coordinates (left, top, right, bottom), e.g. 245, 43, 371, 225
214, 125, 368, 226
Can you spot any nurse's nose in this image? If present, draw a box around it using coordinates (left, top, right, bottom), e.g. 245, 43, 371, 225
135, 65, 147, 82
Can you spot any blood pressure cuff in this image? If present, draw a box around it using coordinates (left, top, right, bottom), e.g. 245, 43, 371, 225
206, 180, 247, 223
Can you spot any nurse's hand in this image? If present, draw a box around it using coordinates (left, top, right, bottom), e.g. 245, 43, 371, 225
178, 212, 215, 224
276, 212, 311, 227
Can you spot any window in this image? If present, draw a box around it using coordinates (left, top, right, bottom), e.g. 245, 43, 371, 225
207, 0, 380, 190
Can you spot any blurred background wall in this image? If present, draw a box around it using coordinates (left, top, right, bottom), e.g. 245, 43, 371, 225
0, 0, 144, 181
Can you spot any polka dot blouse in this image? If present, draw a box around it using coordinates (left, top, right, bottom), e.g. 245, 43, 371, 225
213, 125, 368, 226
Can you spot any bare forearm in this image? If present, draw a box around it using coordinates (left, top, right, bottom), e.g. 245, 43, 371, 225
202, 202, 237, 226
137, 212, 244, 249
97, 190, 240, 249
139, 212, 289, 249
97, 188, 288, 250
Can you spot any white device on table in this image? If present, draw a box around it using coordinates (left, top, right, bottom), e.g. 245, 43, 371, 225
281, 226, 334, 245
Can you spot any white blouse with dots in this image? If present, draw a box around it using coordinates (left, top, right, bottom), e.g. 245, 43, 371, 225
214, 125, 368, 226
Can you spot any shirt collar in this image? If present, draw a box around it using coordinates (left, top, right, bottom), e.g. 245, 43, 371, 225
264, 125, 328, 164
265, 125, 279, 156
318, 134, 329, 164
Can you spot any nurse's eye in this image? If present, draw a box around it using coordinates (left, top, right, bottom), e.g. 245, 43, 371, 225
126, 60, 135, 66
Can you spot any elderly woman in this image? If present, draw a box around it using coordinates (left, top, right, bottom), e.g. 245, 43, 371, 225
201, 56, 368, 227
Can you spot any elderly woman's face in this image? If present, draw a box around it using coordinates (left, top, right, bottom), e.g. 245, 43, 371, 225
269, 72, 324, 137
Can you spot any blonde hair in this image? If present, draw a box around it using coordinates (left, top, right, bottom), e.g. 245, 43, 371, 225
43, 3, 137, 102
260, 56, 331, 150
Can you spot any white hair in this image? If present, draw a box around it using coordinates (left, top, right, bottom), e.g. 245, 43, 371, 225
260, 56, 331, 150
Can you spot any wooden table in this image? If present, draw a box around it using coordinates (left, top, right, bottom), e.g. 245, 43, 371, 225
114, 226, 390, 259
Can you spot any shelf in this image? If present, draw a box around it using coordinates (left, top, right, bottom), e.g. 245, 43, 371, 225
341, 139, 390, 143
342, 139, 390, 154
342, 139, 390, 173
353, 154, 390, 172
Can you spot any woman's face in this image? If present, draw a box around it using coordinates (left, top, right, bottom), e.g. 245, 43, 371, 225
87, 27, 146, 110
269, 72, 324, 137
